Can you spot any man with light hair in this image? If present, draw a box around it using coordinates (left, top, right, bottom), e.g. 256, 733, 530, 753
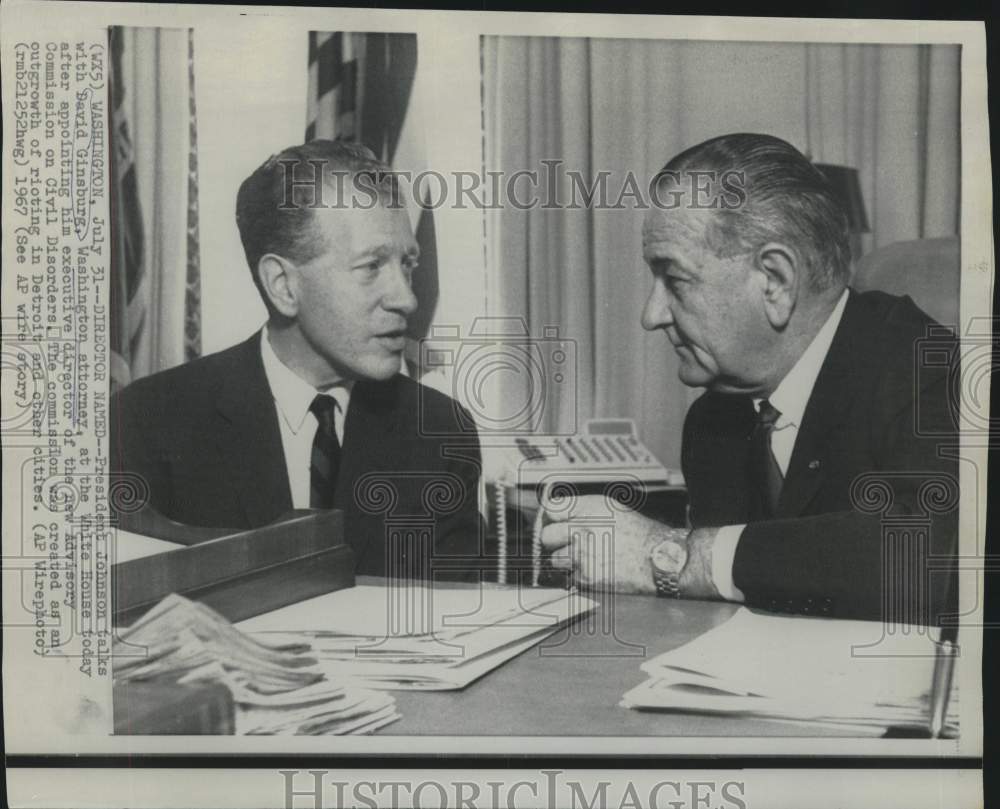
112, 140, 487, 579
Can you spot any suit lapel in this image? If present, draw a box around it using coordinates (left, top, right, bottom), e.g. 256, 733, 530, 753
213, 332, 293, 526
686, 393, 758, 526
777, 291, 860, 518
337, 378, 403, 564
339, 378, 403, 477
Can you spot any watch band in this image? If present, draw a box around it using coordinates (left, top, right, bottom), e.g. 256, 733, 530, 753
651, 565, 682, 598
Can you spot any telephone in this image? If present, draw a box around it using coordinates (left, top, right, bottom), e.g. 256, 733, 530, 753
483, 419, 684, 583
490, 418, 682, 488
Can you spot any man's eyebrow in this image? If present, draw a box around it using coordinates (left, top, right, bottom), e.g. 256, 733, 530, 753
350, 243, 420, 262
647, 254, 691, 276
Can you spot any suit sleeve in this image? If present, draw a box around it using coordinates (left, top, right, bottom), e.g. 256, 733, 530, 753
109, 385, 173, 520
731, 345, 959, 622
431, 403, 492, 581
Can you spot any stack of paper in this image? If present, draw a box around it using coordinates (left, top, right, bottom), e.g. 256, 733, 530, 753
114, 594, 399, 734
621, 608, 958, 734
238, 584, 597, 690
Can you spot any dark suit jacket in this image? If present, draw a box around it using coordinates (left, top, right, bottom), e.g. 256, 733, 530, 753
681, 289, 958, 622
110, 332, 489, 579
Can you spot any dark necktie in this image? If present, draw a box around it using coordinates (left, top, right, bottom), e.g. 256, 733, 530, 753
750, 399, 784, 519
309, 394, 341, 509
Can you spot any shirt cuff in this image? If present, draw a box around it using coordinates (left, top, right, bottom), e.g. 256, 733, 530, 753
711, 524, 746, 602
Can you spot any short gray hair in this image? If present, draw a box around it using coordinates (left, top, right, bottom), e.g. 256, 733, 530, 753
655, 133, 851, 291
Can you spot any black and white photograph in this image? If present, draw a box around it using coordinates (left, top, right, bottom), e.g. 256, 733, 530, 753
0, 3, 992, 808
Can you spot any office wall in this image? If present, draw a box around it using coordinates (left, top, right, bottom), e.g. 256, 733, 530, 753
194, 22, 307, 354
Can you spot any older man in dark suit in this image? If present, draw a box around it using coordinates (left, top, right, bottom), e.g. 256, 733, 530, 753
111, 140, 486, 580
542, 133, 957, 622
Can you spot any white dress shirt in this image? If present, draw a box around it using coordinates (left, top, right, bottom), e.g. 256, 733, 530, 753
260, 327, 353, 509
711, 289, 850, 601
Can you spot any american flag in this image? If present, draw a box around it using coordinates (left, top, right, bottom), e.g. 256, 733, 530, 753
305, 32, 362, 142
108, 26, 145, 391
306, 32, 418, 159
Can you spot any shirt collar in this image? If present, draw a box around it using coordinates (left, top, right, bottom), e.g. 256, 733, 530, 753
260, 327, 353, 434
761, 289, 849, 428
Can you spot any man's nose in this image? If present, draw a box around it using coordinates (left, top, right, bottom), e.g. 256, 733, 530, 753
382, 262, 418, 316
641, 280, 674, 331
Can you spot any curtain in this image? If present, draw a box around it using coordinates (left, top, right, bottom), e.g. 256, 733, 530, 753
482, 38, 960, 466
805, 43, 961, 253
110, 27, 200, 386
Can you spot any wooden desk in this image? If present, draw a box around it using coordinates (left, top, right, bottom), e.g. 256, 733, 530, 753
376, 581, 863, 737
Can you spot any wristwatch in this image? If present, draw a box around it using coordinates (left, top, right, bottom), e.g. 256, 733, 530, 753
649, 538, 687, 598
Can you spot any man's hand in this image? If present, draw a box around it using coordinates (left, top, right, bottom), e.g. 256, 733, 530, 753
678, 526, 723, 600
539, 494, 688, 594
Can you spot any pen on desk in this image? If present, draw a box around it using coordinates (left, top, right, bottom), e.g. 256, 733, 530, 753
881, 628, 958, 740
930, 554, 961, 738
926, 557, 959, 738
928, 615, 959, 739
928, 636, 957, 738
883, 567, 959, 740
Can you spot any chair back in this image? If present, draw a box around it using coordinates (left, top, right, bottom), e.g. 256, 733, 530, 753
852, 237, 960, 327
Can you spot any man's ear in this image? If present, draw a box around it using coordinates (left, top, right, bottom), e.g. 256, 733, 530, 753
256, 254, 300, 318
754, 242, 800, 329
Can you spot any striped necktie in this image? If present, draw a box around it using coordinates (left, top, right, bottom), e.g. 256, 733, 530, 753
309, 394, 341, 509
